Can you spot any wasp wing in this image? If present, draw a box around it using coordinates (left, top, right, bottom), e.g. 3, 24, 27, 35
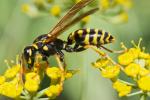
62, 7, 99, 33
46, 0, 94, 42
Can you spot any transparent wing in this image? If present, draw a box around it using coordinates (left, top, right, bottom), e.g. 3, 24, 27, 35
46, 0, 95, 42
61, 8, 99, 33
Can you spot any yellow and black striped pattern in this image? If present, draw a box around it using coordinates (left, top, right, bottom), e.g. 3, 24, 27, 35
67, 28, 115, 46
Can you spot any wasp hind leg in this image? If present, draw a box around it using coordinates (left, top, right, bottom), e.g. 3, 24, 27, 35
72, 44, 86, 52
83, 45, 106, 56
100, 46, 125, 54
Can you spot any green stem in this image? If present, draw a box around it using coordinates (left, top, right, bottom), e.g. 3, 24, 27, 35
127, 91, 143, 97
140, 94, 147, 100
118, 79, 136, 86
34, 88, 47, 98
36, 98, 49, 100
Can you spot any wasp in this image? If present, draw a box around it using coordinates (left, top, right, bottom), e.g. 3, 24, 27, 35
22, 0, 99, 70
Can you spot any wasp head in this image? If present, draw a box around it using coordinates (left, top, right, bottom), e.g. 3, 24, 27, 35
23, 46, 36, 69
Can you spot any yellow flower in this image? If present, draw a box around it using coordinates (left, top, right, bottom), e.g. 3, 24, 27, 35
65, 72, 73, 79
46, 0, 53, 3
81, 16, 90, 24
33, 0, 46, 7
100, 0, 110, 10
21, 4, 30, 13
139, 68, 150, 77
113, 80, 132, 97
101, 66, 120, 79
46, 67, 62, 80
124, 63, 140, 78
146, 59, 150, 67
0, 76, 5, 85
108, 12, 129, 24
92, 58, 109, 68
25, 72, 40, 81
139, 52, 150, 59
75, 0, 81, 3
128, 48, 141, 59
118, 52, 134, 65
25, 72, 40, 92
25, 80, 39, 92
116, 0, 132, 9
50, 5, 61, 16
4, 64, 20, 78
138, 76, 150, 91
21, 4, 38, 17
0, 78, 23, 98
45, 84, 63, 97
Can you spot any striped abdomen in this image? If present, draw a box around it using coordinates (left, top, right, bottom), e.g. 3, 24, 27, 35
67, 29, 115, 46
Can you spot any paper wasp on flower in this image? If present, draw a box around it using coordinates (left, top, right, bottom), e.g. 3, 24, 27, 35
21, 0, 116, 71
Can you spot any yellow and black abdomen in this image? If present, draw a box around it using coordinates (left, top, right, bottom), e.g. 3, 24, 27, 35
67, 29, 115, 46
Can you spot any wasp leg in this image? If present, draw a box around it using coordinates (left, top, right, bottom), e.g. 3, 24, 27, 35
55, 54, 65, 71
42, 55, 49, 67
72, 44, 86, 52
64, 45, 74, 52
100, 46, 125, 54
74, 47, 86, 52
57, 51, 66, 68
54, 53, 66, 87
35, 54, 49, 70
84, 45, 106, 56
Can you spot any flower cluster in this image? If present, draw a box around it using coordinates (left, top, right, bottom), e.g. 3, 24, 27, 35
0, 56, 77, 99
21, 0, 61, 17
21, 0, 133, 29
99, 0, 132, 23
21, 0, 91, 27
92, 38, 150, 99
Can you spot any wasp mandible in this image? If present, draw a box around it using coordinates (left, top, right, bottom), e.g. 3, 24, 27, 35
22, 0, 99, 70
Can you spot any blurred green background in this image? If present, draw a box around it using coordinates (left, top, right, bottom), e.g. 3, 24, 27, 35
0, 0, 150, 100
